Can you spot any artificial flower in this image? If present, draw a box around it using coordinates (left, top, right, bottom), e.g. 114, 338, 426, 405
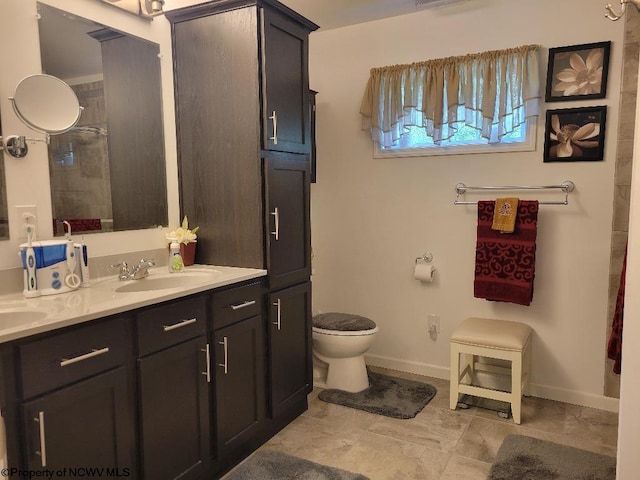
166, 216, 199, 244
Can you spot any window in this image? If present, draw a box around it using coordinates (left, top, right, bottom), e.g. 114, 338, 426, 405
375, 120, 537, 158
360, 45, 541, 157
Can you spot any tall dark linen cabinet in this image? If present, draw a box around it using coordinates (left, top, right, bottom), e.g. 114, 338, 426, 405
167, 0, 318, 472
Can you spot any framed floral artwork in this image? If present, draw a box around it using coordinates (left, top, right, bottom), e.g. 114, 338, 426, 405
545, 41, 611, 102
543, 106, 606, 162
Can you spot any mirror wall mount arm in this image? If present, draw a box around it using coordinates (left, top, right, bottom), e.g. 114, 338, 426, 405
0, 135, 49, 159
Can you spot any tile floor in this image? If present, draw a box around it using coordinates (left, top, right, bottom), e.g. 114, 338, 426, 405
240, 367, 619, 480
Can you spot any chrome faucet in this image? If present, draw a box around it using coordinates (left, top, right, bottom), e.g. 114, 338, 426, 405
111, 259, 156, 280
131, 259, 156, 279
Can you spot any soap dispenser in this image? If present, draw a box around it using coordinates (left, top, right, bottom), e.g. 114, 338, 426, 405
168, 238, 184, 273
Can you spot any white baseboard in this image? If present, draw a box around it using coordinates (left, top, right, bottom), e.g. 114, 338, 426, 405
365, 353, 450, 381
365, 353, 620, 413
528, 383, 620, 413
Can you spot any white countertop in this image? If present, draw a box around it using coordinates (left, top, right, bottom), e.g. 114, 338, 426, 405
0, 265, 266, 344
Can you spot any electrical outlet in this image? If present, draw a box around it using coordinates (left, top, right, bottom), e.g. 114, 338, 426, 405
428, 314, 440, 333
15, 205, 37, 242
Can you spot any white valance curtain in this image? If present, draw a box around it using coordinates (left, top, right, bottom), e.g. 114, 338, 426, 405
360, 45, 541, 148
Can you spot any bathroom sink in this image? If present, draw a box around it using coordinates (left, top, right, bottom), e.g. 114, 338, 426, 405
114, 270, 222, 293
0, 309, 48, 328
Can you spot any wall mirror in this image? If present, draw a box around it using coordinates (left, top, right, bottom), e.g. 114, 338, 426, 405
37, 2, 168, 235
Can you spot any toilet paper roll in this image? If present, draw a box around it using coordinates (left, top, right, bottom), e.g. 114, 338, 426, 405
414, 262, 436, 283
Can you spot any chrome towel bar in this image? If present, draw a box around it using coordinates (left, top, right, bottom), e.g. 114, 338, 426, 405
454, 181, 575, 206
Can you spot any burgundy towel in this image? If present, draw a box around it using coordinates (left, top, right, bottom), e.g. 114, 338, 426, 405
54, 218, 102, 234
607, 246, 626, 375
474, 200, 539, 306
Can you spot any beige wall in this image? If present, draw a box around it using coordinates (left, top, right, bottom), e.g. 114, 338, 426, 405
308, 0, 624, 410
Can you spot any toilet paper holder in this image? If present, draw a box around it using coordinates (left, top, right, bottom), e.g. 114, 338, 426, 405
415, 251, 433, 264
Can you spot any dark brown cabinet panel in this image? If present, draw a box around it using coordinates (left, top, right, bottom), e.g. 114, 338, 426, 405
19, 317, 129, 399
138, 337, 211, 480
262, 8, 311, 154
172, 6, 263, 268
22, 368, 135, 476
265, 156, 311, 290
168, 1, 317, 270
213, 315, 265, 464
166, 0, 317, 473
267, 281, 312, 418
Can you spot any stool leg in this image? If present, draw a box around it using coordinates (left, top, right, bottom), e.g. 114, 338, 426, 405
450, 343, 460, 410
523, 340, 531, 396
511, 354, 523, 424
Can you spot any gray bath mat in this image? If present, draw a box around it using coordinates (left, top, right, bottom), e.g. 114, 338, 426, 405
224, 450, 369, 480
318, 371, 437, 419
487, 434, 616, 480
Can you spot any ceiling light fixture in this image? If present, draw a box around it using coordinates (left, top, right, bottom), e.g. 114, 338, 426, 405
99, 0, 165, 19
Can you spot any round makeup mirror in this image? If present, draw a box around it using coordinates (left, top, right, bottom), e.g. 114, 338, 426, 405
10, 74, 82, 134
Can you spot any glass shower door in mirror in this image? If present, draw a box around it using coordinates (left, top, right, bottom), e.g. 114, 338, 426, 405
37, 3, 168, 235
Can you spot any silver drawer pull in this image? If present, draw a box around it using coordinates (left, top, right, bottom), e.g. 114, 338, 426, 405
270, 207, 280, 240
230, 300, 256, 311
269, 110, 278, 144
163, 318, 197, 332
60, 347, 110, 367
218, 337, 228, 375
201, 344, 211, 383
34, 411, 47, 467
272, 298, 281, 331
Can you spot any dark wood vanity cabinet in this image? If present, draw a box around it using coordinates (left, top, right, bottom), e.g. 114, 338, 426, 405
8, 316, 137, 478
22, 368, 134, 475
136, 296, 210, 480
166, 0, 317, 475
267, 281, 313, 419
210, 282, 265, 473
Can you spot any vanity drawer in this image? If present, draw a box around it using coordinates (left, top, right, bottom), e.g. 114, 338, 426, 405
19, 317, 130, 399
137, 295, 207, 356
212, 282, 262, 330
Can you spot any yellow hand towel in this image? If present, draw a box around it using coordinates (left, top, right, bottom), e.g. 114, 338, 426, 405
492, 198, 519, 233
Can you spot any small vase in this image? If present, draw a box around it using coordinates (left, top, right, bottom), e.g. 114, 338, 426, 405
180, 242, 197, 266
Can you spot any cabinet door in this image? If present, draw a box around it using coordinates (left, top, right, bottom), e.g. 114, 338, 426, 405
138, 337, 210, 480
22, 368, 135, 476
268, 282, 312, 419
214, 315, 264, 461
262, 8, 311, 154
265, 156, 311, 290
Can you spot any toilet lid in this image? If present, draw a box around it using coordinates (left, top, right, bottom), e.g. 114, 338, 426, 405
312, 312, 377, 332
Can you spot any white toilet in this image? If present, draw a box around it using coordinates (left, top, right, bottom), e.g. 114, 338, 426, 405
312, 312, 379, 393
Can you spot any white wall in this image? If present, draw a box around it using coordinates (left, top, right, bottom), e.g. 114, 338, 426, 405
308, 0, 624, 409
0, 0, 180, 269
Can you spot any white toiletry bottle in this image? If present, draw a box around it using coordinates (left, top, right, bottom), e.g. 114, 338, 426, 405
168, 238, 184, 273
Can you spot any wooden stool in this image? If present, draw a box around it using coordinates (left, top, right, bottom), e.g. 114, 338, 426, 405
450, 317, 532, 424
